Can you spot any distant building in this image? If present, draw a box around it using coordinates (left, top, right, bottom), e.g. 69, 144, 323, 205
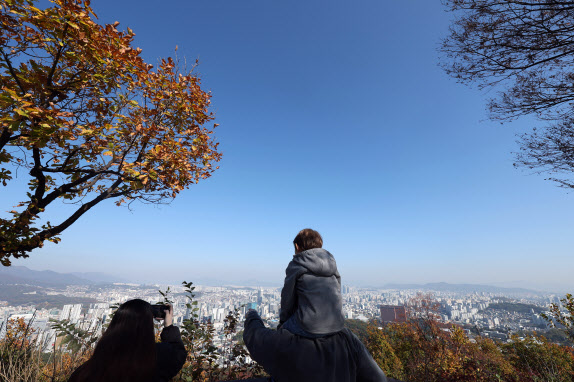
379, 305, 407, 324
60, 304, 82, 322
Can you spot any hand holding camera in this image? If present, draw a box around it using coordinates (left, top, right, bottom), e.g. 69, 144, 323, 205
152, 304, 173, 327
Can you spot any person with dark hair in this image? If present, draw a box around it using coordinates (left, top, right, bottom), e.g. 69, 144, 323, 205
68, 299, 186, 382
279, 228, 345, 338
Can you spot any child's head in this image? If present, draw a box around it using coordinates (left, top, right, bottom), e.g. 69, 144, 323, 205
293, 228, 323, 253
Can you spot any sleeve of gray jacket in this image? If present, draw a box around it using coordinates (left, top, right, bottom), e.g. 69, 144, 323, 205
279, 261, 305, 324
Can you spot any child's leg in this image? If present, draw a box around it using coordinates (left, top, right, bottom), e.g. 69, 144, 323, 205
281, 315, 327, 338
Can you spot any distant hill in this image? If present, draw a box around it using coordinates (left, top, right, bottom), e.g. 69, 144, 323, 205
0, 284, 99, 309
70, 271, 130, 284
485, 302, 545, 314
381, 282, 544, 295
0, 266, 124, 286
178, 277, 281, 288
235, 279, 281, 288
0, 267, 554, 295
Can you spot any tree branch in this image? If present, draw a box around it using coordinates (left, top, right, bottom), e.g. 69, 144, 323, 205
38, 171, 100, 209
47, 24, 68, 88
57, 146, 82, 171
0, 127, 11, 152
36, 177, 124, 240
2, 177, 125, 258
30, 147, 46, 202
7, 134, 27, 142
0, 49, 25, 94
107, 189, 130, 198
40, 167, 123, 176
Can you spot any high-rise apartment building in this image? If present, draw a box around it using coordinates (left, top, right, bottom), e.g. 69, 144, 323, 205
60, 304, 82, 322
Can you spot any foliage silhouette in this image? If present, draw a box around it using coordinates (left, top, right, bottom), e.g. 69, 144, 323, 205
440, 0, 574, 190
541, 293, 574, 343
0, 0, 221, 264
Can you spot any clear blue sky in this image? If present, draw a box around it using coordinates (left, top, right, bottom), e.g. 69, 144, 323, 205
5, 0, 574, 291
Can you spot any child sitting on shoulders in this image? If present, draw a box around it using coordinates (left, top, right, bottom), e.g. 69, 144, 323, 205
279, 228, 345, 338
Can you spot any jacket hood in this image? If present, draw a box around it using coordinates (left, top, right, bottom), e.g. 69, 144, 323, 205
292, 248, 338, 276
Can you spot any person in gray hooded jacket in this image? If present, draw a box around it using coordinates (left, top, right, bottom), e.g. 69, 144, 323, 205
279, 228, 345, 337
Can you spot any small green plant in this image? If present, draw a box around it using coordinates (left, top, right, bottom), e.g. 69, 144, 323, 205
541, 294, 574, 344
173, 281, 267, 381
49, 319, 99, 354
175, 281, 220, 381
0, 314, 42, 382
220, 306, 266, 380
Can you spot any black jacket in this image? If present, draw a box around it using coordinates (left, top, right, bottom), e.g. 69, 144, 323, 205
68, 325, 186, 382
244, 310, 387, 382
280, 248, 345, 334
155, 325, 187, 382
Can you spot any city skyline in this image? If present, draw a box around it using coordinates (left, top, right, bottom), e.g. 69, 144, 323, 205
3, 0, 574, 291
1, 280, 561, 351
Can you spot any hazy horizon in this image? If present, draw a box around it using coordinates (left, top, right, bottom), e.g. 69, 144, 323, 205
8, 264, 572, 295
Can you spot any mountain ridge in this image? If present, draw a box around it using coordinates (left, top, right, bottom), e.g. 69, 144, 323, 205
380, 282, 545, 295
0, 266, 560, 294
0, 266, 123, 286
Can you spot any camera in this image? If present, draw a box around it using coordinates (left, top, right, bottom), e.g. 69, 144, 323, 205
151, 304, 170, 319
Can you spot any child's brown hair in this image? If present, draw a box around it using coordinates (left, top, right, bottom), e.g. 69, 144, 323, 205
293, 228, 323, 252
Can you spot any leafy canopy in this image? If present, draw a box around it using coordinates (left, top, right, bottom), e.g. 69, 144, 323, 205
0, 0, 221, 265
